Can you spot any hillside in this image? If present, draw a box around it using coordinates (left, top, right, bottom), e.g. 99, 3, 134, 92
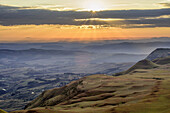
146, 48, 170, 61
11, 62, 170, 113
10, 48, 170, 113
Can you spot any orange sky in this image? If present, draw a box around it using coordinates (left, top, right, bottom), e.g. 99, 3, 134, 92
0, 25, 170, 42
0, 0, 170, 42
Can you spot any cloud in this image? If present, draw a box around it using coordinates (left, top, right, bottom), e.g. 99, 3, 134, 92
0, 4, 170, 28
117, 18, 170, 28
159, 3, 170, 7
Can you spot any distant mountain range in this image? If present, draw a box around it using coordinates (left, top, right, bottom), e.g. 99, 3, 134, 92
0, 48, 88, 57
0, 37, 170, 54
84, 42, 170, 54
0, 48, 145, 74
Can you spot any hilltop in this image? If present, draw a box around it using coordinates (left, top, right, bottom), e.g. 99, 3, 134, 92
113, 59, 158, 76
114, 48, 170, 76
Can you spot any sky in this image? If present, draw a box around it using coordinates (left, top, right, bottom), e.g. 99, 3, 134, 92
0, 0, 170, 42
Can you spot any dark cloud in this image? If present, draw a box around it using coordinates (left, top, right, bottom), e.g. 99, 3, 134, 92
0, 4, 170, 28
111, 18, 170, 28
0, 4, 19, 10
159, 3, 170, 8
77, 18, 170, 28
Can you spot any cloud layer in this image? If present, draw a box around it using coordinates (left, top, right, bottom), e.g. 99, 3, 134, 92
0, 4, 170, 28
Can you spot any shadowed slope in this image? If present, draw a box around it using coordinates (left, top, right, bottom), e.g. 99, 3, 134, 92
113, 59, 158, 76
125, 60, 158, 73
153, 56, 170, 65
146, 48, 170, 61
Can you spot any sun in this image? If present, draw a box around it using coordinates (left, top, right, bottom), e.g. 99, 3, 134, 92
83, 0, 106, 11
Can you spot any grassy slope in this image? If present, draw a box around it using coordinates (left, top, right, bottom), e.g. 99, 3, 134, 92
10, 63, 170, 113
115, 66, 170, 113
0, 109, 8, 113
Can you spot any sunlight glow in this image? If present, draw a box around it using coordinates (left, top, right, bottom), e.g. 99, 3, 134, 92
83, 0, 106, 11
74, 18, 124, 21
